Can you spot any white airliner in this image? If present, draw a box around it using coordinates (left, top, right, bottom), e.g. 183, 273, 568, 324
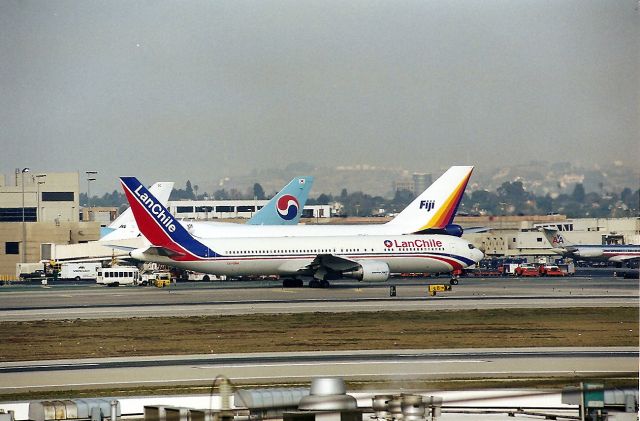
184, 166, 475, 239
121, 177, 484, 287
540, 227, 640, 264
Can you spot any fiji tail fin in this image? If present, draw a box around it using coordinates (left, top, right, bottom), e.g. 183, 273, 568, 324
247, 176, 314, 225
385, 166, 473, 233
120, 177, 218, 260
101, 181, 174, 241
539, 226, 574, 248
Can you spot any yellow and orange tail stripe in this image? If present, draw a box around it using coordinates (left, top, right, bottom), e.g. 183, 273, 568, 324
416, 169, 473, 232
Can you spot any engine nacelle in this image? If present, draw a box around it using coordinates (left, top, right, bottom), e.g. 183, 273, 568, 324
343, 260, 390, 282
444, 224, 464, 237
420, 224, 464, 237
573, 248, 604, 258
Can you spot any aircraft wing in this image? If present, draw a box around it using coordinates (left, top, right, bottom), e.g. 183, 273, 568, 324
139, 245, 187, 258
463, 226, 490, 233
305, 254, 361, 272
105, 243, 187, 259
296, 253, 391, 283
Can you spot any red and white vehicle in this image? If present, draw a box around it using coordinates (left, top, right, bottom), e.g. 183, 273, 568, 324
539, 265, 566, 277
514, 264, 539, 277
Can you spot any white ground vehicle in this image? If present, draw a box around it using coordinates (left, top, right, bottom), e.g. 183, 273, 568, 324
16, 262, 46, 281
60, 263, 102, 281
501, 263, 520, 276
140, 271, 156, 286
96, 266, 140, 286
139, 270, 177, 286
186, 271, 226, 282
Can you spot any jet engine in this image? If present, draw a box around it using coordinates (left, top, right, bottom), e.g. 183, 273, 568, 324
419, 224, 464, 237
343, 261, 390, 282
443, 224, 464, 237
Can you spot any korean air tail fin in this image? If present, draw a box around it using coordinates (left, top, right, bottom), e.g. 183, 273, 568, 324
120, 177, 217, 260
385, 166, 473, 233
247, 176, 314, 225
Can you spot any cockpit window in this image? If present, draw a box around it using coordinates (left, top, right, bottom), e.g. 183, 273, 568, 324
468, 244, 475, 249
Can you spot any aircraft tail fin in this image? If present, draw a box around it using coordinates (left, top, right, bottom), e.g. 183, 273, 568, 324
247, 176, 314, 225
539, 226, 574, 248
385, 166, 473, 233
120, 177, 218, 260
101, 181, 174, 241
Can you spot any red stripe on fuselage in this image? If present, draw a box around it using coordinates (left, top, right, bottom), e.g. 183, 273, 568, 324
169, 252, 465, 271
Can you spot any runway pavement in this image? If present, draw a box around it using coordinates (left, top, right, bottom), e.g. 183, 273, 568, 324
0, 347, 636, 393
0, 276, 636, 320
0, 276, 637, 397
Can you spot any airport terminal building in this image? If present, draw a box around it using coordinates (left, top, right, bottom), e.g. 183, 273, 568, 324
459, 215, 640, 258
0, 171, 102, 276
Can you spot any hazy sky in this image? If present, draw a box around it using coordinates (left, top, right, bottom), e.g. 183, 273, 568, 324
2, 0, 638, 194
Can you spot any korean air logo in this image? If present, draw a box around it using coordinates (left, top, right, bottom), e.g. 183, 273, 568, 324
384, 240, 393, 248
277, 194, 299, 220
419, 200, 435, 211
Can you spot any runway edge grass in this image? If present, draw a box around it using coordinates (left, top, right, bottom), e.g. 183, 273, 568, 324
1, 307, 637, 362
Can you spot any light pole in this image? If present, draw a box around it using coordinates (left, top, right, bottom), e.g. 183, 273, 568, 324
21, 168, 30, 263
86, 171, 97, 221
35, 174, 46, 221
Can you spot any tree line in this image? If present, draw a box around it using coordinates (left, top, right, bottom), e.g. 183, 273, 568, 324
81, 181, 639, 219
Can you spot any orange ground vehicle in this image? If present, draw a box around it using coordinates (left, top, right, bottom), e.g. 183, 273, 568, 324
539, 265, 566, 276
514, 264, 539, 277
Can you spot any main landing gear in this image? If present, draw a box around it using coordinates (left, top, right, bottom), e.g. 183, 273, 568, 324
282, 278, 304, 288
282, 278, 331, 288
308, 279, 331, 288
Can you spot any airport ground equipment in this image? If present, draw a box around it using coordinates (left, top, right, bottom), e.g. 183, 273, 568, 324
154, 271, 172, 288
144, 405, 248, 421
16, 262, 46, 281
144, 405, 189, 421
96, 266, 139, 286
0, 410, 14, 421
539, 265, 567, 276
58, 262, 102, 281
285, 378, 360, 421
514, 264, 540, 277
558, 262, 576, 275
562, 383, 638, 421
297, 378, 357, 411
370, 393, 442, 421
186, 270, 226, 281
29, 261, 102, 282
428, 284, 452, 296
28, 399, 120, 421
234, 388, 309, 420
